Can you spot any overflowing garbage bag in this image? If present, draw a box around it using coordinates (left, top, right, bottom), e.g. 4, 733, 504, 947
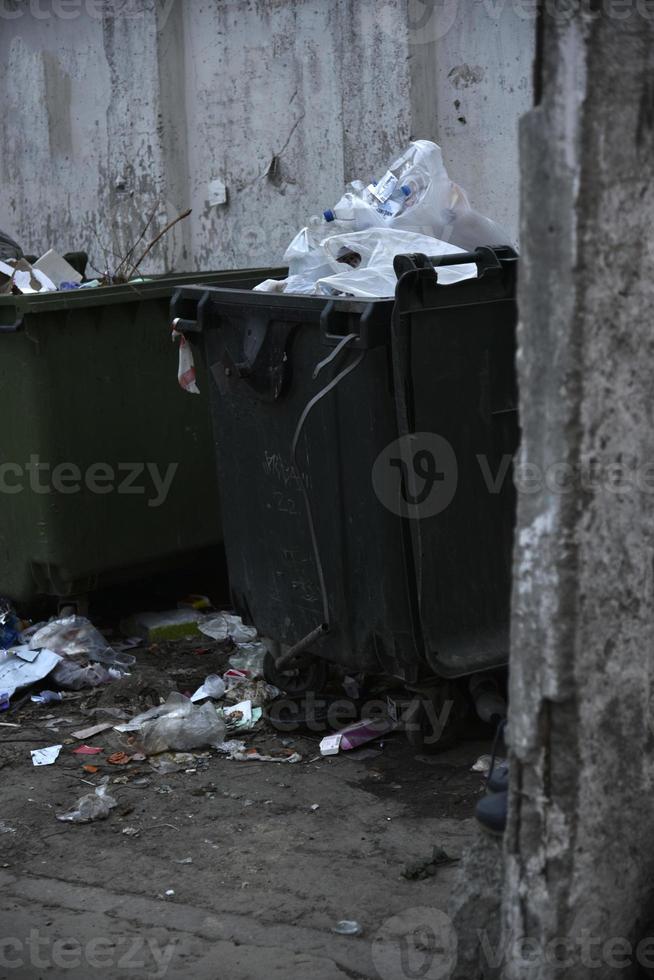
255, 139, 515, 298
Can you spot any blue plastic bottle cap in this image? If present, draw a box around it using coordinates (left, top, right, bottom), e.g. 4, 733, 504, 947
401, 185, 411, 196
323, 209, 335, 222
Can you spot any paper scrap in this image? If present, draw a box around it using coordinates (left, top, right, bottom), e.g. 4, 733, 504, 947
8, 645, 39, 663
0, 648, 61, 699
34, 249, 83, 287
71, 722, 114, 740
31, 744, 62, 767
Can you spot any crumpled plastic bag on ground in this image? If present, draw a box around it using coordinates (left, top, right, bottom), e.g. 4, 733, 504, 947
198, 613, 257, 643
317, 229, 477, 298
124, 692, 226, 755
218, 740, 302, 763
29, 616, 134, 670
51, 659, 113, 691
227, 642, 267, 676
56, 778, 117, 824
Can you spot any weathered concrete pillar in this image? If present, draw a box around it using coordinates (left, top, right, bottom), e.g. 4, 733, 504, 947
502, 5, 654, 979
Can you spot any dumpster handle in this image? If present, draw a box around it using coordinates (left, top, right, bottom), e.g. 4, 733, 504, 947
288, 337, 365, 640
393, 245, 504, 281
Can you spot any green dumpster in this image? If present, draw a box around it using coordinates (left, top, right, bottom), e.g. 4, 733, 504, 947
0, 268, 284, 608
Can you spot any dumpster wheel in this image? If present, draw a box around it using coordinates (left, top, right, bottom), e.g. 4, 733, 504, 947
263, 649, 328, 696
404, 683, 468, 753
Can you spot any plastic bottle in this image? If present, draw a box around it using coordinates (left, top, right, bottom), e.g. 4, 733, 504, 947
469, 674, 507, 726
30, 690, 64, 705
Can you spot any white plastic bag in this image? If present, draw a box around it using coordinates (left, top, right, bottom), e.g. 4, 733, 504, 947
316, 229, 477, 298
442, 183, 516, 251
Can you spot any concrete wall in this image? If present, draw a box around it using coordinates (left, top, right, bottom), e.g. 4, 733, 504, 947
0, 0, 534, 275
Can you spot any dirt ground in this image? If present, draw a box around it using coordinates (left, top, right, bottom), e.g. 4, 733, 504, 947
0, 636, 491, 980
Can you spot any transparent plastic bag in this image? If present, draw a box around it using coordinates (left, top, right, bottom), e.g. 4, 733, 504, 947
29, 616, 135, 669
317, 229, 477, 298
129, 692, 226, 755
441, 183, 516, 251
198, 613, 257, 644
227, 642, 267, 676
56, 778, 117, 824
51, 659, 112, 691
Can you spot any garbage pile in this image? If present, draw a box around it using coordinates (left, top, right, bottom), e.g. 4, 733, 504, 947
0, 249, 97, 295
256, 139, 515, 298
0, 609, 136, 710
0, 204, 191, 294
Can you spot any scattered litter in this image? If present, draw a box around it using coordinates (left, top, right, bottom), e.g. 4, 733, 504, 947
30, 691, 63, 705
0, 647, 61, 699
71, 722, 114, 740
198, 612, 257, 643
227, 643, 267, 675
0, 600, 23, 649
29, 616, 132, 668
121, 609, 205, 643
401, 846, 459, 881
0, 821, 16, 834
57, 779, 117, 824
31, 744, 62, 767
320, 715, 396, 756
175, 857, 193, 865
165, 889, 175, 897
332, 920, 362, 937
310, 803, 320, 812
221, 699, 263, 731
190, 674, 226, 703
122, 826, 140, 838
51, 660, 114, 690
107, 752, 131, 766
219, 742, 302, 764
472, 754, 507, 774
223, 678, 280, 707
148, 752, 198, 774
118, 692, 225, 754
82, 765, 99, 774
319, 734, 342, 757
72, 745, 103, 756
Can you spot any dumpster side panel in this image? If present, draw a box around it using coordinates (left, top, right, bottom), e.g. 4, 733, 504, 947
199, 295, 423, 680
0, 270, 282, 606
21, 300, 220, 595
401, 295, 518, 676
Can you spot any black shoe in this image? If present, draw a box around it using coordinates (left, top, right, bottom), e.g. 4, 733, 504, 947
475, 790, 507, 835
487, 759, 509, 794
